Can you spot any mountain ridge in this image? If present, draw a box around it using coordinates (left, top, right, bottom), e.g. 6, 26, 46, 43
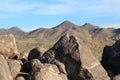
0, 20, 120, 40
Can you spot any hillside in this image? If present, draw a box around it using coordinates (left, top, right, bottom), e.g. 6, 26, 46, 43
0, 27, 27, 38
0, 21, 118, 58
27, 21, 91, 41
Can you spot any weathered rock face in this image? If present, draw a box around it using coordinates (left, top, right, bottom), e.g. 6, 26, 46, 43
28, 47, 46, 61
113, 74, 120, 80
0, 54, 13, 80
41, 35, 95, 80
101, 39, 120, 76
7, 59, 21, 79
30, 59, 68, 80
0, 34, 19, 58
0, 34, 110, 80
77, 38, 109, 80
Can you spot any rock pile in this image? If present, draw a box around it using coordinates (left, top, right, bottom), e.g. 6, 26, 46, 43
0, 34, 109, 80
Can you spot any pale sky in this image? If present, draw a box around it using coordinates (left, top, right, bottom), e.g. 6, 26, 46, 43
0, 0, 120, 31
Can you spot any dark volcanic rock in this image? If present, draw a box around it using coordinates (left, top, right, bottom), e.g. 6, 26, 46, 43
41, 35, 94, 80
28, 47, 45, 61
101, 39, 120, 77
21, 61, 32, 73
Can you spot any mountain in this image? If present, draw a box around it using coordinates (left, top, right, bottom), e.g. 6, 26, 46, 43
27, 21, 91, 41
0, 27, 27, 38
1, 21, 120, 40
81, 23, 117, 39
0, 21, 118, 58
81, 23, 99, 31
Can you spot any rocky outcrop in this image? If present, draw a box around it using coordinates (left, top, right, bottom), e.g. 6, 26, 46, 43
7, 59, 21, 79
41, 34, 109, 80
0, 34, 19, 58
0, 54, 13, 80
0, 34, 110, 80
101, 39, 120, 78
30, 59, 68, 80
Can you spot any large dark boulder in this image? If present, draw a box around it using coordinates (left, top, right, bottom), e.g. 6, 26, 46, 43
41, 34, 108, 80
101, 39, 120, 76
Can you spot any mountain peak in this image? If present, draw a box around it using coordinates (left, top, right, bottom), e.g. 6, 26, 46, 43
82, 23, 99, 30
9, 26, 21, 30
62, 20, 73, 24
53, 20, 78, 29
83, 23, 95, 27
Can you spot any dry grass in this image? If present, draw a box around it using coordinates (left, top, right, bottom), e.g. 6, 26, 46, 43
16, 38, 54, 54
16, 37, 114, 59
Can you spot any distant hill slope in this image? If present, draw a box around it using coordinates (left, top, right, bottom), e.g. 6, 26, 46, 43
0, 27, 27, 38
26, 21, 91, 41
0, 21, 120, 40
80, 23, 120, 39
0, 21, 118, 58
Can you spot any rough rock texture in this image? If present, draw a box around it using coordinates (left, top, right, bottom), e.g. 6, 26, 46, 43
0, 54, 13, 80
21, 61, 32, 73
77, 37, 109, 80
0, 34, 110, 80
101, 39, 120, 78
41, 35, 95, 80
16, 76, 25, 80
0, 34, 19, 58
16, 73, 29, 80
7, 59, 21, 79
30, 59, 68, 80
114, 74, 120, 80
28, 47, 46, 61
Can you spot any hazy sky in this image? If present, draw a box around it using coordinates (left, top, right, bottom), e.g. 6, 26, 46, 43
0, 0, 120, 31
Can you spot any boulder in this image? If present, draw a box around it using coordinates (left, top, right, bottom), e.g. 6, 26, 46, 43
101, 39, 120, 76
41, 35, 95, 80
28, 47, 46, 61
31, 59, 68, 80
0, 34, 19, 58
7, 59, 21, 79
21, 61, 32, 73
77, 37, 109, 80
0, 54, 13, 80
